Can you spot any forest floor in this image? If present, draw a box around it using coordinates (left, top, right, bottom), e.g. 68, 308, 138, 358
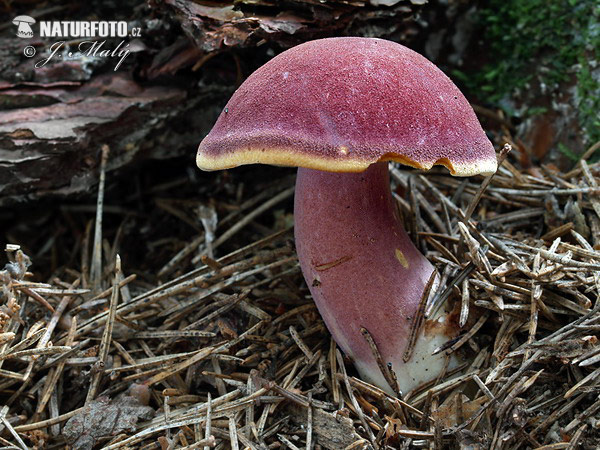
2, 127, 600, 449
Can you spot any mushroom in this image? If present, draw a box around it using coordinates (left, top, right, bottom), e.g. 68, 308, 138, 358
197, 37, 497, 394
13, 16, 35, 38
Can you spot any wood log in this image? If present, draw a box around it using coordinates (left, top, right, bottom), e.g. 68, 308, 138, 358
0, 0, 424, 205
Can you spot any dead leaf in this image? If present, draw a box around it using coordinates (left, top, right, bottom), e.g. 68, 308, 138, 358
63, 395, 154, 449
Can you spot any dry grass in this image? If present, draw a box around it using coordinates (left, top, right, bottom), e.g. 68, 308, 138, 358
2, 135, 600, 449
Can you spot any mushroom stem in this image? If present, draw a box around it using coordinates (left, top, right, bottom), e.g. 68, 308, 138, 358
294, 162, 451, 395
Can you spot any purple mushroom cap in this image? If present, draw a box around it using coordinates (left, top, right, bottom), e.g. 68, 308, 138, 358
198, 37, 496, 176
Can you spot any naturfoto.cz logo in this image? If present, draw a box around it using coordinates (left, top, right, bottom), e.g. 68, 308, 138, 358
13, 17, 141, 71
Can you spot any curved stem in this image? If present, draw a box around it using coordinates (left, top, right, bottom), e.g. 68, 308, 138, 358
294, 162, 451, 394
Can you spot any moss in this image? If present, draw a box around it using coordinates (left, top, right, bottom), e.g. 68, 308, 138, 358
453, 0, 599, 146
